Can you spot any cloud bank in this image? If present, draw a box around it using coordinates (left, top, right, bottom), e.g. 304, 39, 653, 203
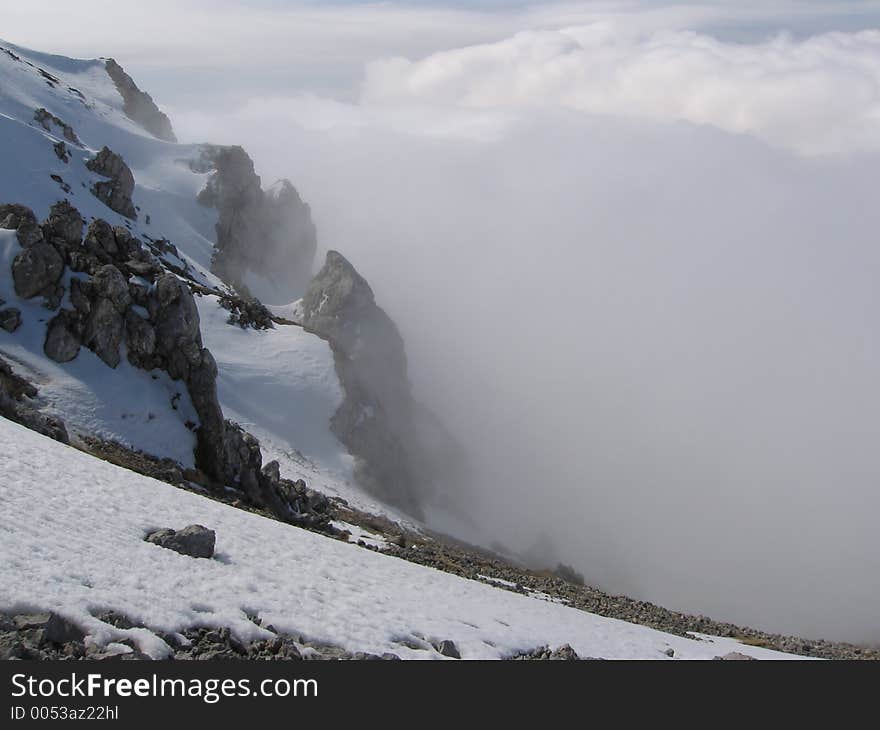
363, 26, 880, 155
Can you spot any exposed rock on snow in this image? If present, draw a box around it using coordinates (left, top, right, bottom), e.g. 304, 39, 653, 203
0, 355, 68, 443
86, 146, 137, 220
193, 145, 316, 301
0, 203, 43, 247
12, 240, 64, 301
33, 107, 81, 145
104, 58, 177, 143
434, 639, 461, 658
42, 199, 84, 248
0, 306, 21, 332
145, 524, 216, 559
53, 140, 70, 163
44, 311, 80, 363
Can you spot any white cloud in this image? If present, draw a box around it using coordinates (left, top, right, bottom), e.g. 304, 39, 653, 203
363, 26, 880, 155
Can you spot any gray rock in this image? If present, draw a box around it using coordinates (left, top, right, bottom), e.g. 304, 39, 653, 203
146, 524, 215, 558
41, 200, 83, 248
301, 250, 454, 518
12, 241, 64, 299
152, 275, 202, 377
549, 644, 580, 660
86, 146, 137, 219
69, 277, 91, 314
33, 108, 80, 144
83, 219, 119, 262
53, 140, 70, 163
0, 203, 43, 247
0, 307, 21, 332
105, 59, 177, 143
44, 312, 80, 363
92, 265, 131, 312
435, 640, 461, 659
193, 145, 316, 300
714, 652, 757, 661
83, 298, 124, 367
125, 309, 156, 365
43, 613, 85, 645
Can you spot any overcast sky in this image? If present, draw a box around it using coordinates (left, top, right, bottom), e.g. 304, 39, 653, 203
4, 1, 880, 644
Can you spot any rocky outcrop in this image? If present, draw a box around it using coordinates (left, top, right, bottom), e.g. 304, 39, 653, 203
192, 145, 316, 301
301, 251, 459, 517
86, 147, 137, 220
12, 240, 64, 302
3, 200, 336, 528
104, 59, 177, 143
0, 355, 68, 443
145, 525, 215, 558
33, 107, 80, 145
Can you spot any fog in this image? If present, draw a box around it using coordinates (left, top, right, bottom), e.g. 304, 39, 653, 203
7, 1, 880, 644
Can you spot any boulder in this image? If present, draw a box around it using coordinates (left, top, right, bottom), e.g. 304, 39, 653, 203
125, 309, 156, 366
83, 219, 119, 262
435, 640, 461, 659
83, 298, 124, 367
0, 308, 21, 332
0, 203, 43, 247
92, 264, 131, 312
86, 146, 137, 220
12, 241, 64, 299
145, 525, 215, 558
41, 200, 83, 248
44, 312, 80, 363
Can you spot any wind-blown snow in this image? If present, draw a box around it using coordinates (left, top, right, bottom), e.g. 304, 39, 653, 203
0, 417, 802, 660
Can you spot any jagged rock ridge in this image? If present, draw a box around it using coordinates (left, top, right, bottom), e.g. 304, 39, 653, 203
192, 145, 317, 302
301, 250, 463, 517
104, 59, 176, 142
0, 201, 331, 531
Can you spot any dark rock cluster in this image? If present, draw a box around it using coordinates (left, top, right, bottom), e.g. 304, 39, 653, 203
0, 609, 401, 661
86, 146, 137, 219
1, 200, 333, 531
192, 145, 316, 301
33, 107, 81, 145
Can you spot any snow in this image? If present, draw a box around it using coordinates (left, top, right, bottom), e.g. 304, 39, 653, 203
0, 418, 805, 660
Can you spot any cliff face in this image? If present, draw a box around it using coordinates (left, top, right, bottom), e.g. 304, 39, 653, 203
104, 59, 177, 143
301, 251, 462, 518
193, 145, 317, 303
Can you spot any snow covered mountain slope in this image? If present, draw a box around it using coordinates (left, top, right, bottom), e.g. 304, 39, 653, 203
0, 39, 401, 515
0, 417, 801, 660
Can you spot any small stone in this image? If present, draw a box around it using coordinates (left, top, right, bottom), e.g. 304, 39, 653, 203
145, 524, 215, 558
0, 308, 21, 332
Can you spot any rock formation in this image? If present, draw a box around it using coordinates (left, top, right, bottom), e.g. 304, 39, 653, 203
33, 108, 80, 145
2, 200, 334, 530
301, 250, 461, 517
86, 147, 137, 220
192, 145, 317, 302
104, 59, 177, 143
